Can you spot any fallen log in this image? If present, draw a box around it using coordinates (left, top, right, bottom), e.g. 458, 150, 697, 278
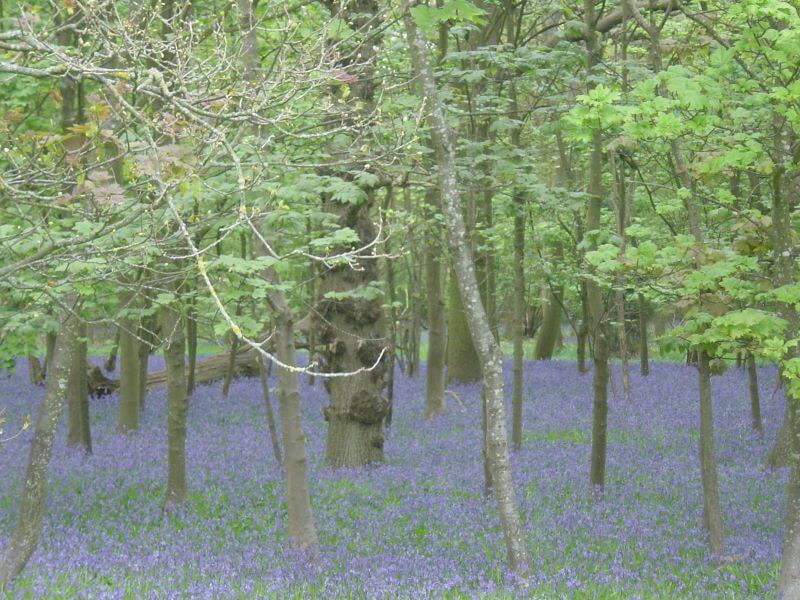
145, 345, 260, 389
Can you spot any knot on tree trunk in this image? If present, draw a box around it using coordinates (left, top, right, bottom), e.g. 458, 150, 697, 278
356, 340, 383, 367
348, 390, 389, 425
319, 297, 382, 325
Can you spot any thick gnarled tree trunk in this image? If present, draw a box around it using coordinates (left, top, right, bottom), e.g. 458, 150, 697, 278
319, 0, 388, 468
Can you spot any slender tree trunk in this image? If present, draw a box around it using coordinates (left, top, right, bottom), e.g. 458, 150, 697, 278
577, 281, 590, 374
162, 297, 188, 507
638, 294, 649, 376
424, 188, 447, 418
0, 310, 72, 589
584, 0, 610, 496
117, 318, 140, 433
698, 350, 725, 556
404, 9, 530, 577
66, 316, 91, 453
222, 332, 239, 398
136, 313, 155, 411
104, 328, 120, 372
257, 355, 282, 466
511, 191, 525, 449
186, 292, 198, 396
306, 262, 318, 386
534, 286, 562, 360
383, 188, 398, 426
481, 190, 498, 339
746, 352, 762, 434
275, 314, 318, 548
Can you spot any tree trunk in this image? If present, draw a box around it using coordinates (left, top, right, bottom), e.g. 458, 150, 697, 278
697, 350, 725, 556
186, 293, 198, 396
424, 188, 447, 418
383, 188, 398, 426
103, 328, 120, 372
746, 352, 762, 434
306, 261, 318, 386
576, 281, 589, 374
318, 0, 387, 469
0, 309, 72, 589
511, 190, 525, 449
162, 298, 188, 506
446, 273, 481, 382
320, 188, 389, 467
66, 317, 91, 453
27, 356, 44, 386
404, 9, 530, 577
275, 314, 318, 548
638, 294, 649, 376
584, 0, 610, 497
257, 355, 282, 466
44, 330, 57, 376
117, 319, 140, 433
534, 286, 562, 360
222, 332, 239, 398
137, 313, 156, 411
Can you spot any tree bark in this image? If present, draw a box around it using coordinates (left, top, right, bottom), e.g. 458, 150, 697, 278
446, 273, 481, 382
584, 0, 610, 497
186, 292, 198, 396
162, 297, 188, 506
103, 328, 120, 372
27, 356, 44, 386
222, 332, 239, 398
257, 355, 282, 466
424, 188, 447, 418
511, 194, 525, 448
638, 294, 650, 376
117, 315, 140, 433
66, 316, 91, 453
0, 309, 72, 589
534, 286, 562, 360
404, 8, 530, 577
275, 314, 318, 548
318, 0, 388, 468
746, 352, 762, 434
698, 350, 725, 556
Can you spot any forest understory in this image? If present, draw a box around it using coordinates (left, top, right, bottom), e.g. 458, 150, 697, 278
0, 356, 784, 599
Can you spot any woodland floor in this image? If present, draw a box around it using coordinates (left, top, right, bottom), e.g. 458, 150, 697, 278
0, 357, 787, 598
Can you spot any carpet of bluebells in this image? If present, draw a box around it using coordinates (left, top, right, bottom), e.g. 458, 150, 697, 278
0, 356, 788, 598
